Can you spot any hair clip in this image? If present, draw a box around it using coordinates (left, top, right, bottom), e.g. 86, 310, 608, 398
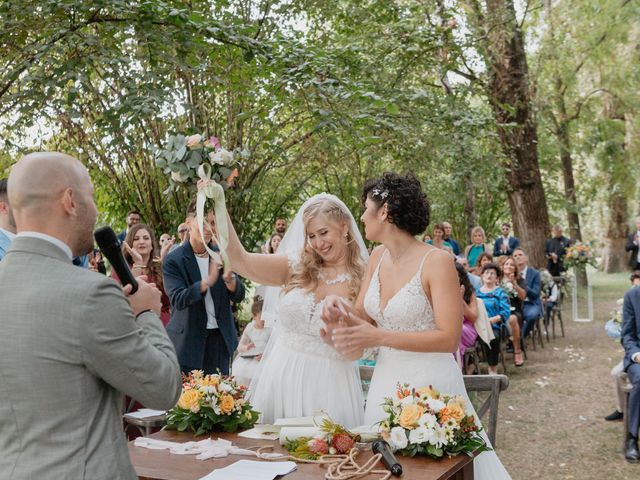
372, 188, 389, 199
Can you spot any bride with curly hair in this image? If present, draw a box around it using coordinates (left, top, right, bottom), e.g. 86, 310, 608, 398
224, 194, 368, 427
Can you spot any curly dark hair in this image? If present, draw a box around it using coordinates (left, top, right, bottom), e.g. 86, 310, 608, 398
362, 172, 430, 236
455, 262, 474, 305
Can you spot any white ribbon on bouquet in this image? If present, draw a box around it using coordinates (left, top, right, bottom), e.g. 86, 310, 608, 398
196, 164, 230, 271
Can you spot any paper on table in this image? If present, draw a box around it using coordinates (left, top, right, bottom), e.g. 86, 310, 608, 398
199, 460, 297, 480
273, 413, 329, 427
237, 425, 280, 441
124, 409, 166, 419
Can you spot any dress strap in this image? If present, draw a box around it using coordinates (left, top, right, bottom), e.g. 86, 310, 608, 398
418, 248, 439, 272
375, 248, 388, 272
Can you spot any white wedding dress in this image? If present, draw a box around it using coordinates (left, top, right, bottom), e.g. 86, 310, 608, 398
248, 287, 365, 428
363, 250, 511, 479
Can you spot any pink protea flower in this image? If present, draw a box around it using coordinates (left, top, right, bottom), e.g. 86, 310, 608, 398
307, 438, 329, 455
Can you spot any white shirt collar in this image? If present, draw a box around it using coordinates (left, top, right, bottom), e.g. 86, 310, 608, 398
17, 231, 73, 261
0, 227, 16, 240
521, 266, 528, 278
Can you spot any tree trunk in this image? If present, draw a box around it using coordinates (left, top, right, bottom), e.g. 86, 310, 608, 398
557, 122, 583, 242
601, 104, 632, 273
602, 191, 629, 272
463, 170, 477, 240
482, 0, 551, 267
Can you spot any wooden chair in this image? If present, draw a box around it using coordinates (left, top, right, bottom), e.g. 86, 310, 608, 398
549, 277, 566, 339
463, 343, 481, 375
463, 374, 509, 447
620, 372, 634, 452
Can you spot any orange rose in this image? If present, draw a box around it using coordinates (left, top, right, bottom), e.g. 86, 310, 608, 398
398, 404, 423, 430
219, 394, 235, 414
200, 375, 220, 387
446, 402, 465, 422
417, 386, 439, 399
177, 389, 202, 413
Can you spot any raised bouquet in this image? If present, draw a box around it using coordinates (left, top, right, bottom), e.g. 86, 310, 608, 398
166, 370, 259, 435
284, 419, 360, 460
378, 383, 490, 459
154, 133, 243, 269
154, 133, 240, 191
564, 242, 597, 269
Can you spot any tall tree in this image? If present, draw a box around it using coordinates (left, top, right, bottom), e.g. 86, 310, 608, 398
461, 0, 550, 266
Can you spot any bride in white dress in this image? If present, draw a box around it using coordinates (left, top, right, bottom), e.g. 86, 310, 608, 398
324, 173, 511, 479
224, 193, 368, 427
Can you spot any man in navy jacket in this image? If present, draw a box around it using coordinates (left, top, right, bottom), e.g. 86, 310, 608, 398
163, 201, 244, 375
514, 248, 542, 339
622, 284, 640, 461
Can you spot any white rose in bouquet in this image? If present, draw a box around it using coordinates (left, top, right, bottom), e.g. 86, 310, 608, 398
389, 426, 409, 450
209, 148, 234, 166
186, 134, 203, 149
409, 425, 434, 445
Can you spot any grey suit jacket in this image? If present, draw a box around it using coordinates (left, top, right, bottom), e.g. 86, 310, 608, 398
0, 237, 182, 479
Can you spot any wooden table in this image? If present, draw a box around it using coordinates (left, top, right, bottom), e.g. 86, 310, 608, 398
129, 430, 474, 480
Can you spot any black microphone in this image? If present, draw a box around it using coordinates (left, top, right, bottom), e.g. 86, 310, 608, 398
94, 226, 138, 294
372, 440, 403, 476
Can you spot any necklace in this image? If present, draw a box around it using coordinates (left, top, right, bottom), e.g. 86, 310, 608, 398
390, 245, 411, 264
194, 250, 209, 258
318, 270, 352, 285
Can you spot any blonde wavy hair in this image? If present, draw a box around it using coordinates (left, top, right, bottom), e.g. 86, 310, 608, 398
283, 198, 365, 300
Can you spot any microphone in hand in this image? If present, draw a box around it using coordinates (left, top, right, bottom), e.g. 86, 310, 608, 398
94, 226, 138, 294
372, 440, 403, 476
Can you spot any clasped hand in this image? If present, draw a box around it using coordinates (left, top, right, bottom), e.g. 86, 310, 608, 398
320, 295, 381, 357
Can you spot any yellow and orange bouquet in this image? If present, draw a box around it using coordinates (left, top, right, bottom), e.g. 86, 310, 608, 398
378, 383, 489, 459
166, 370, 259, 435
564, 242, 597, 269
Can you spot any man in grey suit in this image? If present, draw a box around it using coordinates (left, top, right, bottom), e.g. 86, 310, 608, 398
0, 152, 181, 479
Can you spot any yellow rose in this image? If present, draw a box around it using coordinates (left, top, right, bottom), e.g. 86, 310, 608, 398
417, 386, 439, 399
200, 375, 220, 387
177, 389, 202, 413
398, 404, 423, 430
219, 394, 235, 414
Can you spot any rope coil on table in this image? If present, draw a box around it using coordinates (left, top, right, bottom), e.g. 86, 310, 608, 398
254, 446, 392, 480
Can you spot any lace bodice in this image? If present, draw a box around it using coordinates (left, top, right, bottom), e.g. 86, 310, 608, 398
277, 288, 346, 360
363, 250, 436, 333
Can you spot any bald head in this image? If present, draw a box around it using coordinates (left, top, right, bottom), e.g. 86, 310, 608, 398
9, 152, 89, 214
8, 152, 97, 256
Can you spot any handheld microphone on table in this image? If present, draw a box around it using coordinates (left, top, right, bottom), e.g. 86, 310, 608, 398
94, 226, 138, 294
372, 440, 403, 476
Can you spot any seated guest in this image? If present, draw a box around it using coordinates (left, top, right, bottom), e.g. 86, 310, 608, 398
513, 247, 543, 339
159, 232, 175, 256
476, 263, 511, 375
456, 255, 481, 289
0, 152, 180, 479
475, 251, 494, 275
231, 296, 271, 387
427, 223, 454, 254
497, 255, 526, 367
443, 221, 460, 256
605, 271, 640, 422
622, 276, 640, 462
493, 222, 520, 257
117, 209, 141, 242
464, 225, 492, 269
455, 262, 478, 373
112, 223, 171, 326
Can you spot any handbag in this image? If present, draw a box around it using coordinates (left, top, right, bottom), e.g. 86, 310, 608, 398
474, 297, 496, 346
